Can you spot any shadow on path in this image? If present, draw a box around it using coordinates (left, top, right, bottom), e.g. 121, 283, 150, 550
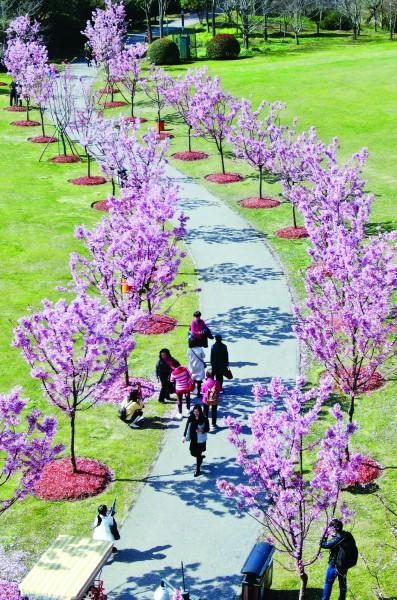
198, 262, 283, 285
188, 225, 264, 245
213, 306, 295, 346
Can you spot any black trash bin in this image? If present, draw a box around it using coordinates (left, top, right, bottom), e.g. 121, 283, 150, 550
241, 542, 275, 600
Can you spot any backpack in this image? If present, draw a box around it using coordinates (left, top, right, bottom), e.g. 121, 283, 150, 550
336, 532, 358, 571
206, 386, 219, 406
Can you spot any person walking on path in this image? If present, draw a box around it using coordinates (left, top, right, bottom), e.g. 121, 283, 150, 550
188, 310, 213, 348
201, 369, 222, 431
320, 518, 358, 600
210, 334, 229, 388
170, 364, 194, 419
182, 404, 209, 477
93, 505, 120, 552
156, 349, 180, 404
188, 343, 206, 397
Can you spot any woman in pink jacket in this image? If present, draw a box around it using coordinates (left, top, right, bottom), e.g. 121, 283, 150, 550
170, 365, 193, 420
201, 369, 222, 431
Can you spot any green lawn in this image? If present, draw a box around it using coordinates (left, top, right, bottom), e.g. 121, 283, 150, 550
124, 37, 397, 597
0, 78, 197, 566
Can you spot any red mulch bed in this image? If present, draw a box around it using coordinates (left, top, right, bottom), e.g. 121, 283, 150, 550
69, 176, 107, 186
11, 119, 40, 127
0, 82, 7, 86
28, 135, 58, 144
345, 455, 382, 487
205, 173, 244, 184
172, 151, 209, 161
50, 155, 81, 163
91, 199, 110, 211
123, 116, 148, 123
35, 457, 112, 501
276, 226, 309, 239
4, 105, 25, 112
338, 368, 385, 393
240, 196, 280, 208
135, 313, 178, 335
102, 100, 128, 109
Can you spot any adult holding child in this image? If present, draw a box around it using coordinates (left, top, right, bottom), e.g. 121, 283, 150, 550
188, 311, 213, 348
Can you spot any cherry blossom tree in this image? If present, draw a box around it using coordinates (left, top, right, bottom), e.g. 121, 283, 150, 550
71, 80, 103, 178
140, 66, 173, 129
164, 67, 212, 153
109, 43, 147, 119
47, 66, 79, 158
295, 228, 397, 423
82, 0, 127, 99
229, 98, 286, 198
0, 386, 62, 516
218, 377, 358, 599
13, 295, 135, 473
30, 62, 55, 138
5, 14, 40, 43
189, 76, 239, 174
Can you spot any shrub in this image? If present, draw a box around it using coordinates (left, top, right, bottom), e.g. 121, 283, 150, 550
206, 34, 240, 60
320, 10, 352, 31
148, 38, 180, 65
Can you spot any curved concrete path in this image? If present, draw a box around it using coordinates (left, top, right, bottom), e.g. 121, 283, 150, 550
68, 64, 298, 599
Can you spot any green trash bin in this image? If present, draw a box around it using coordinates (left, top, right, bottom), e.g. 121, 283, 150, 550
179, 34, 190, 60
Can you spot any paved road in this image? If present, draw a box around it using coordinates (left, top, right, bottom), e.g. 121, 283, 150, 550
68, 63, 298, 599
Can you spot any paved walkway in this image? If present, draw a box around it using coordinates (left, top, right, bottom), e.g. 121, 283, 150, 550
68, 64, 298, 599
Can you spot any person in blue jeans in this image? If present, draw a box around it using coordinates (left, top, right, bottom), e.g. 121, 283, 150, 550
320, 519, 347, 600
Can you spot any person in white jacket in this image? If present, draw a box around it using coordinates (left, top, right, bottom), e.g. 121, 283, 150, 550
188, 343, 206, 397
93, 504, 119, 552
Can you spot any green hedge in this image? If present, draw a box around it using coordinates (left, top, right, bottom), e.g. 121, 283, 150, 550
148, 38, 180, 65
206, 34, 240, 60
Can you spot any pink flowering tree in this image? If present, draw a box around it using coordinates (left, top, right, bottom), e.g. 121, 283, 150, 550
47, 66, 79, 158
71, 80, 103, 177
295, 228, 397, 423
140, 66, 173, 128
164, 67, 212, 153
6, 15, 40, 43
229, 99, 286, 198
218, 378, 358, 599
0, 386, 62, 516
82, 0, 127, 99
109, 43, 147, 118
13, 295, 135, 473
30, 63, 56, 138
189, 77, 239, 174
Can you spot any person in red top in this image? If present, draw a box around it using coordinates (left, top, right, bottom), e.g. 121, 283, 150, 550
170, 365, 193, 419
201, 369, 222, 430
188, 311, 213, 348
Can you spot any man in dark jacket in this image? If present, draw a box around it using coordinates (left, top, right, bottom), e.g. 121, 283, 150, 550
210, 335, 229, 388
320, 519, 349, 600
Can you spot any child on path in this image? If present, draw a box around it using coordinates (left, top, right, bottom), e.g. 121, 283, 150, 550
188, 311, 213, 348
201, 369, 222, 431
170, 364, 194, 419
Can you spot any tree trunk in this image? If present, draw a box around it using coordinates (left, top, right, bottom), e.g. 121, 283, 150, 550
188, 124, 192, 152
259, 165, 263, 198
146, 8, 153, 42
26, 98, 30, 122
292, 203, 297, 228
298, 571, 308, 600
124, 355, 130, 386
39, 108, 45, 137
295, 30, 300, 45
242, 13, 249, 48
205, 2, 210, 33
60, 130, 67, 156
131, 92, 134, 117
263, 14, 268, 41
219, 139, 225, 174
348, 393, 355, 423
159, 3, 164, 38
70, 410, 77, 473
211, 0, 216, 37
86, 150, 91, 178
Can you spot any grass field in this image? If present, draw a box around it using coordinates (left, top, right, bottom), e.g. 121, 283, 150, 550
1, 30, 397, 597
0, 78, 198, 569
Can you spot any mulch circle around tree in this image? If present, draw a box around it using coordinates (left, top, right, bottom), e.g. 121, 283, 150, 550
11, 120, 40, 127
172, 151, 209, 161
135, 313, 178, 335
50, 155, 81, 164
69, 176, 107, 186
35, 457, 113, 501
276, 226, 309, 239
102, 100, 128, 109
28, 135, 58, 144
91, 199, 110, 211
123, 116, 148, 123
344, 455, 382, 489
0, 81, 8, 86
4, 105, 25, 112
239, 196, 280, 208
205, 173, 244, 184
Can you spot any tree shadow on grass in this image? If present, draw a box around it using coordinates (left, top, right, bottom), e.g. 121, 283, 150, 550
269, 589, 323, 599
364, 221, 397, 236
